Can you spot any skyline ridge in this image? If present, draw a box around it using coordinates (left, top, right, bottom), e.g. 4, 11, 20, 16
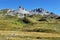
0, 0, 60, 15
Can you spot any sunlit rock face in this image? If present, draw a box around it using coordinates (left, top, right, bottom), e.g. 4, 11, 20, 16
7, 9, 17, 16
4, 6, 57, 18
18, 6, 30, 14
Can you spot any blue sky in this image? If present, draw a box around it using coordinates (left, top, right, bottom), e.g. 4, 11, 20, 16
0, 0, 60, 15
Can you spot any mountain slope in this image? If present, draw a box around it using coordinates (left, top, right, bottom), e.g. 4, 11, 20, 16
0, 6, 60, 40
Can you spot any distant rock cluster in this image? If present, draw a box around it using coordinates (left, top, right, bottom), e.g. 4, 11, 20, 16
0, 6, 58, 18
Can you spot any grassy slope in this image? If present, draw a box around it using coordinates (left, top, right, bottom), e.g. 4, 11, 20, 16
0, 14, 60, 40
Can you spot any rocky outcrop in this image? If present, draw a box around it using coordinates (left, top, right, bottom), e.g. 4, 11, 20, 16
0, 6, 59, 18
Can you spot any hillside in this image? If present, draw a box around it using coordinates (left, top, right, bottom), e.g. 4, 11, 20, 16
0, 7, 60, 40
